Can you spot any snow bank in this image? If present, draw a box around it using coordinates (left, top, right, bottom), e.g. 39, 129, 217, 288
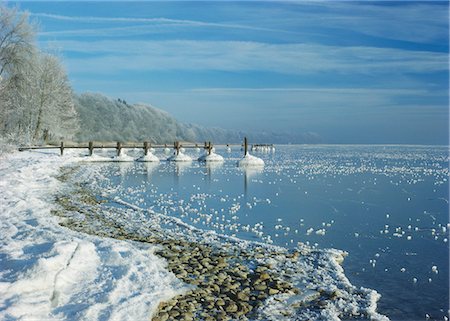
136, 153, 160, 162
166, 152, 192, 162
0, 150, 186, 320
238, 153, 264, 166
197, 152, 224, 162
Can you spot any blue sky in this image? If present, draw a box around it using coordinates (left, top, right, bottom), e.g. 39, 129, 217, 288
10, 1, 450, 144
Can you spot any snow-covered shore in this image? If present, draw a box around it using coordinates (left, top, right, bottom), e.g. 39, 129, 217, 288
0, 150, 186, 320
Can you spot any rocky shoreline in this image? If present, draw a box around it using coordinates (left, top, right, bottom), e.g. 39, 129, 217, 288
51, 164, 388, 321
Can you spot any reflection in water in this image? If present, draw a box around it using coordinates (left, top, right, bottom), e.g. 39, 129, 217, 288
172, 161, 192, 185
175, 161, 191, 175
202, 160, 224, 185
144, 162, 159, 180
239, 165, 264, 196
205, 161, 223, 174
118, 162, 133, 176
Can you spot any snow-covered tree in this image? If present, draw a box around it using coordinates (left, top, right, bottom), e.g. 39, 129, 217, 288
0, 5, 78, 145
30, 53, 78, 142
0, 5, 35, 141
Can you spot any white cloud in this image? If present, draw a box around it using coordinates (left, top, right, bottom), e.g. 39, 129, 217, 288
273, 1, 448, 44
33, 13, 290, 34
50, 40, 447, 75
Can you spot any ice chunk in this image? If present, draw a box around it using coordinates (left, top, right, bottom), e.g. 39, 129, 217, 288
136, 153, 160, 162
197, 152, 224, 162
111, 152, 135, 162
238, 153, 264, 167
167, 152, 192, 162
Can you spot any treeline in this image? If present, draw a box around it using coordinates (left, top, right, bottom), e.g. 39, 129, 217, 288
74, 92, 322, 144
74, 93, 244, 144
0, 6, 78, 145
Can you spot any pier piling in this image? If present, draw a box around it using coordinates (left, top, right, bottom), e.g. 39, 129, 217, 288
88, 141, 93, 156
116, 142, 122, 156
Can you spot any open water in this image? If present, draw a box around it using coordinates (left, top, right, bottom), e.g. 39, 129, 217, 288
84, 145, 449, 321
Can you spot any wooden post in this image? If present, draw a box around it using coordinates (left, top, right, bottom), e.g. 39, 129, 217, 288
88, 141, 93, 156
244, 137, 248, 156
60, 141, 64, 156
208, 141, 212, 155
144, 141, 149, 156
176, 141, 180, 155
117, 141, 122, 156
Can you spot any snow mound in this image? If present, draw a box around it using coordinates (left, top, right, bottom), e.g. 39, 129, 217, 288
136, 153, 160, 162
111, 153, 135, 162
198, 152, 224, 162
167, 152, 192, 162
238, 153, 264, 166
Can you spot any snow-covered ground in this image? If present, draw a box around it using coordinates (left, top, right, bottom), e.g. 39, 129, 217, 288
0, 150, 186, 320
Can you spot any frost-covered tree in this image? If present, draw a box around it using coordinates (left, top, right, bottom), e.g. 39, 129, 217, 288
30, 53, 78, 142
0, 5, 35, 141
0, 6, 34, 80
0, 5, 78, 145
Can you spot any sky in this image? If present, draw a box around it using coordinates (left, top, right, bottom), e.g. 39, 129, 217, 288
9, 1, 450, 144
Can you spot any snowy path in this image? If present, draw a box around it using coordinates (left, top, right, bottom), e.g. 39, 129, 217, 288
0, 150, 185, 320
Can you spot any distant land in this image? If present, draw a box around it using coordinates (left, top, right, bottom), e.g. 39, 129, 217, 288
74, 93, 323, 145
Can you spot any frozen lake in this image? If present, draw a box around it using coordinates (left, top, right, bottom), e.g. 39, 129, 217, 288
84, 145, 449, 321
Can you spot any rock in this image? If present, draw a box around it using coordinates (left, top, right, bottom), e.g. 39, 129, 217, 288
269, 288, 280, 295
255, 284, 267, 291
256, 266, 268, 272
211, 284, 220, 293
159, 313, 169, 321
217, 257, 227, 268
259, 272, 270, 281
216, 298, 226, 306
318, 300, 328, 307
225, 302, 238, 313
169, 310, 180, 318
237, 292, 250, 301
227, 281, 240, 290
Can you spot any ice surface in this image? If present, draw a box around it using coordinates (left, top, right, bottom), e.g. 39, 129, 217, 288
0, 150, 187, 320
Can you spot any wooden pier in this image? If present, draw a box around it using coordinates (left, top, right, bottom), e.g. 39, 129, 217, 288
18, 137, 259, 157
